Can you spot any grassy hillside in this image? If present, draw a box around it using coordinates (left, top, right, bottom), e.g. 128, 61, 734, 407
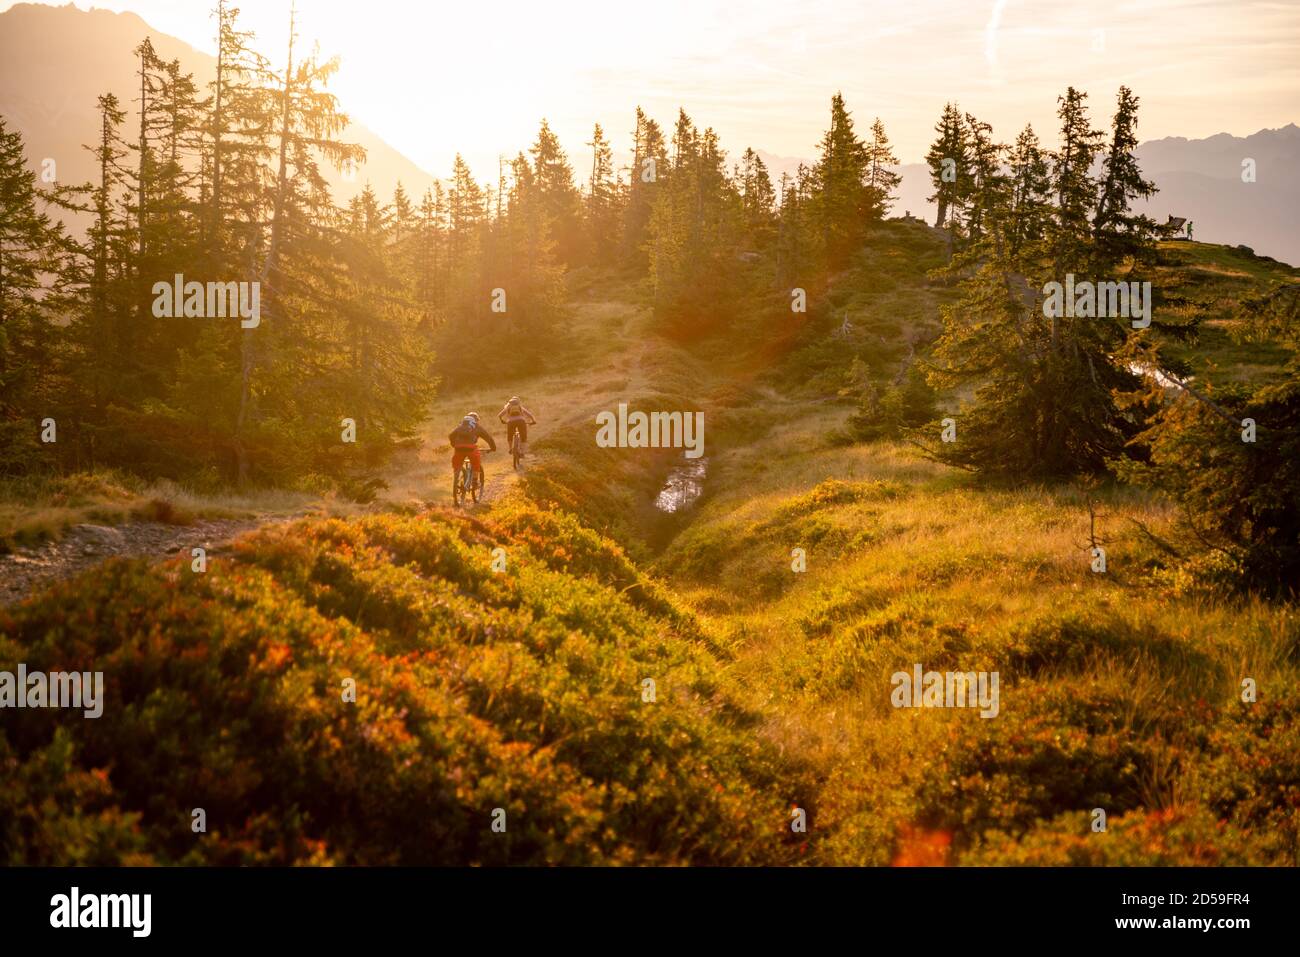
0, 503, 799, 864
657, 435, 1299, 864
3, 231, 1297, 866
1152, 241, 1298, 384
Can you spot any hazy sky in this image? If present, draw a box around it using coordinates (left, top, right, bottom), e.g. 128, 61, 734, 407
10, 0, 1299, 179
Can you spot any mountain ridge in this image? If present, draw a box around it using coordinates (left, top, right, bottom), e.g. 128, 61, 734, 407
2, 2, 1294, 263
0, 1, 439, 215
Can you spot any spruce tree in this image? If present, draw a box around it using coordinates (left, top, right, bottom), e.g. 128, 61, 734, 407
927, 90, 1141, 478
1006, 124, 1052, 257
623, 107, 667, 266
809, 92, 869, 265
864, 118, 900, 220
960, 113, 1004, 243
1093, 85, 1159, 265
1049, 86, 1105, 275
528, 119, 581, 264
924, 103, 968, 229
0, 118, 63, 473
737, 147, 775, 247
584, 122, 619, 263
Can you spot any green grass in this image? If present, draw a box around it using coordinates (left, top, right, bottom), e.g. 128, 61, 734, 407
653, 400, 1299, 864
3, 238, 1296, 866
1153, 240, 1300, 383
0, 504, 800, 865
0, 468, 338, 553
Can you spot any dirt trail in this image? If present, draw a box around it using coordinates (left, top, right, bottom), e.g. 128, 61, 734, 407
0, 518, 270, 608
385, 296, 651, 514
2, 295, 651, 607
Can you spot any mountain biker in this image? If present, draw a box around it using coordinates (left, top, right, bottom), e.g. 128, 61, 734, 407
497, 396, 537, 458
448, 413, 496, 485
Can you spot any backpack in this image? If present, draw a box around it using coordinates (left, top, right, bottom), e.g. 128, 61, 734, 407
508, 400, 522, 417
452, 420, 477, 445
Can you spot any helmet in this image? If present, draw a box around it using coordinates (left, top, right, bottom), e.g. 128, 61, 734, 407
466, 412, 480, 422
509, 396, 520, 404
461, 415, 476, 429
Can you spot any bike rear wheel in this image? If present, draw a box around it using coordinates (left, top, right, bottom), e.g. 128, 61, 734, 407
511, 432, 521, 470
471, 465, 483, 503
455, 459, 474, 506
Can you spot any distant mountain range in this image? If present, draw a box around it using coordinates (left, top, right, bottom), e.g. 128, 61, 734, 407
3, 2, 1295, 265
0, 2, 437, 224
889, 126, 1300, 266
892, 126, 1300, 264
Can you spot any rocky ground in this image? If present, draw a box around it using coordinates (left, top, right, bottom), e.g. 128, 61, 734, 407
0, 519, 265, 607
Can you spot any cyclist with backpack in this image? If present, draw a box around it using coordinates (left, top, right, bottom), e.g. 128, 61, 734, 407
448, 412, 496, 488
497, 396, 537, 461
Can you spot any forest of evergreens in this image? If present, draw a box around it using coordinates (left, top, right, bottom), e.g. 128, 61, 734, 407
2, 2, 1295, 590
1, 0, 1299, 870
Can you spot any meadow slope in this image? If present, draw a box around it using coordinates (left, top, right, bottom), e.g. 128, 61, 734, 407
2, 232, 1298, 865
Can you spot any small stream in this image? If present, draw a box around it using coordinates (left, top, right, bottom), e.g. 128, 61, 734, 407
654, 456, 708, 513
1128, 361, 1186, 390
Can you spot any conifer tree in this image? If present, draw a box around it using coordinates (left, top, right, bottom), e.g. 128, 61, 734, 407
1006, 124, 1052, 257
528, 119, 581, 264
644, 110, 744, 335
623, 107, 667, 265
809, 92, 869, 265
924, 103, 968, 229
1093, 85, 1159, 265
584, 122, 619, 263
927, 90, 1140, 478
736, 147, 775, 246
412, 183, 447, 323
1117, 283, 1300, 595
961, 113, 1004, 242
775, 165, 814, 288
0, 118, 64, 472
79, 94, 131, 417
864, 118, 900, 220
1049, 86, 1105, 275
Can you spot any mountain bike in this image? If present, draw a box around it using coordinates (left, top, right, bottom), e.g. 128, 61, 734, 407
506, 419, 535, 471
453, 450, 490, 506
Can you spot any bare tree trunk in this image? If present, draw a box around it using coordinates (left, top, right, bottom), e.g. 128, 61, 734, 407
234, 3, 295, 485
210, 2, 224, 254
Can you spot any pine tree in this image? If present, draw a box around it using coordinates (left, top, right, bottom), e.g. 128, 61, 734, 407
229, 5, 364, 482
775, 164, 814, 288
1049, 86, 1105, 275
864, 118, 900, 220
927, 90, 1140, 478
528, 119, 581, 264
206, 0, 270, 259
644, 109, 744, 335
446, 153, 485, 313
81, 94, 131, 418
1006, 124, 1052, 257
1117, 283, 1300, 595
809, 92, 869, 265
924, 103, 968, 229
736, 147, 775, 247
961, 113, 1005, 243
584, 122, 619, 263
0, 118, 63, 472
1093, 85, 1159, 265
623, 107, 667, 266
424, 183, 452, 321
